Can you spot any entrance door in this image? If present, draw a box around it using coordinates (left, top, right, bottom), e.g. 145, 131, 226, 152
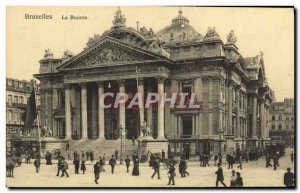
182, 116, 193, 137
183, 143, 190, 160
126, 109, 139, 140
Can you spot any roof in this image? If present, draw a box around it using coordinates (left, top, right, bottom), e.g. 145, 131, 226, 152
156, 9, 202, 44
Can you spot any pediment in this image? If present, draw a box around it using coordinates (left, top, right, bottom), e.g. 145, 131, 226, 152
58, 36, 170, 71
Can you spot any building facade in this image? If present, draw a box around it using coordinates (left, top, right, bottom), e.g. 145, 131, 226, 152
6, 78, 41, 153
34, 8, 274, 156
269, 98, 295, 146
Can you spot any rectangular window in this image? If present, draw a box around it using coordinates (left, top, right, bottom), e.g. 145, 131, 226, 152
272, 116, 275, 120
14, 96, 18, 103
272, 125, 275, 130
286, 117, 289, 120
8, 95, 12, 103
286, 125, 289, 130
19, 96, 24, 104
291, 125, 294, 130
278, 125, 282, 130
278, 115, 282, 120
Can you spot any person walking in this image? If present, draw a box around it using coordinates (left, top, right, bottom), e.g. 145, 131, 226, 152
81, 157, 86, 174
229, 170, 237, 187
60, 157, 69, 178
115, 149, 119, 161
235, 172, 243, 187
179, 157, 185, 177
34, 157, 41, 173
90, 151, 94, 162
237, 155, 243, 170
215, 163, 227, 187
162, 150, 166, 159
132, 158, 140, 176
125, 155, 131, 173
266, 153, 272, 168
290, 151, 294, 164
74, 156, 80, 174
109, 155, 117, 174
284, 167, 295, 187
56, 155, 62, 176
167, 163, 176, 185
273, 154, 278, 170
94, 161, 101, 184
151, 156, 161, 179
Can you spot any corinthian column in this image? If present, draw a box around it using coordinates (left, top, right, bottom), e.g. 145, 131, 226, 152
64, 84, 72, 139
252, 94, 257, 137
81, 83, 88, 139
119, 80, 126, 129
137, 78, 145, 127
97, 82, 105, 139
228, 80, 233, 135
157, 77, 166, 139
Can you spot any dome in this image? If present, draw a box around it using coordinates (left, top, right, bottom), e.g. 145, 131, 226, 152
156, 9, 202, 44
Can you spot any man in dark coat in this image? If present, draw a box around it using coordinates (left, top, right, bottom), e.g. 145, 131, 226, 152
115, 149, 119, 161
290, 151, 294, 164
167, 163, 176, 185
151, 156, 161, 179
61, 158, 69, 178
215, 163, 227, 187
273, 153, 279, 170
90, 151, 94, 162
45, 151, 52, 165
235, 172, 243, 187
56, 156, 62, 176
73, 156, 80, 174
284, 167, 294, 187
125, 155, 131, 173
94, 161, 101, 184
162, 150, 166, 159
109, 155, 117, 174
266, 153, 272, 168
34, 157, 41, 173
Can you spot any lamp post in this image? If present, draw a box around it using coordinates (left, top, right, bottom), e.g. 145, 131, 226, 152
241, 135, 245, 152
218, 130, 223, 155
119, 125, 124, 165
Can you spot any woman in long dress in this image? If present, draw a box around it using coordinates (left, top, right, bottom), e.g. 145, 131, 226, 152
132, 158, 140, 176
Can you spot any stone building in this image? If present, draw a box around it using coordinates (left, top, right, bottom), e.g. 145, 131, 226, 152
34, 8, 274, 157
269, 98, 295, 146
6, 78, 41, 153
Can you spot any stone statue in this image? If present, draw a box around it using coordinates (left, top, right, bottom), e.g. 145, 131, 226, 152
140, 26, 154, 38
63, 50, 73, 59
204, 27, 219, 39
226, 30, 237, 44
112, 7, 126, 26
44, 48, 53, 59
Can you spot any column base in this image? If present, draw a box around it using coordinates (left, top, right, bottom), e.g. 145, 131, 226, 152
137, 138, 168, 156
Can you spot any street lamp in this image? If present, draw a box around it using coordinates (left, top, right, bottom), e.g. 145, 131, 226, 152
241, 135, 245, 152
119, 125, 124, 165
218, 130, 223, 155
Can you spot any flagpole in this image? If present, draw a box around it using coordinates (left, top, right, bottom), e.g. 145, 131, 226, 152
33, 81, 42, 157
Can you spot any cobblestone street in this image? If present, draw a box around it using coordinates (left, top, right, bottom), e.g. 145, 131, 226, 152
6, 148, 294, 188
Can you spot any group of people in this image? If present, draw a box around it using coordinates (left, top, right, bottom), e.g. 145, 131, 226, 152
9, 144, 295, 188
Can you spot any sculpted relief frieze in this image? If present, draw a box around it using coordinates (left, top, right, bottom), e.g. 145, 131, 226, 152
69, 44, 151, 69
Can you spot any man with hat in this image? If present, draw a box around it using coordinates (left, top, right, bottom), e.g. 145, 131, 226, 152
167, 162, 176, 185
284, 167, 294, 187
215, 163, 227, 187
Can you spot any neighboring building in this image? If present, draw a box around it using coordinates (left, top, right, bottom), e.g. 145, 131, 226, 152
6, 78, 41, 154
269, 98, 295, 145
34, 8, 274, 157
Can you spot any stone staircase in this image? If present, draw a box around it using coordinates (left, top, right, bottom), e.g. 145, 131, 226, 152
61, 139, 138, 158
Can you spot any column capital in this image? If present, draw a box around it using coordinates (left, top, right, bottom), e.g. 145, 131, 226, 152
118, 79, 126, 87
63, 83, 71, 89
79, 82, 87, 88
137, 78, 144, 86
156, 76, 167, 84
96, 81, 104, 88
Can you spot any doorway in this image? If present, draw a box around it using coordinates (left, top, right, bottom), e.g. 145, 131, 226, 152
182, 116, 193, 137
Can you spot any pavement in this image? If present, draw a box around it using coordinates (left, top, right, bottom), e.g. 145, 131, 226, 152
6, 148, 295, 188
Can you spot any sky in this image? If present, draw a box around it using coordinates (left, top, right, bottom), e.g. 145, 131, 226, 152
6, 6, 294, 102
